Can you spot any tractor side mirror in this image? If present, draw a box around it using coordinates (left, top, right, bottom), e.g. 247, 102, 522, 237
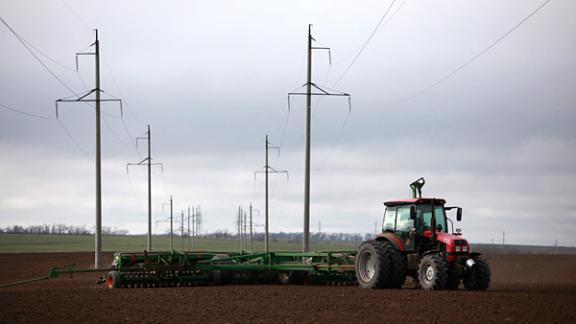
456, 207, 463, 221
410, 206, 417, 220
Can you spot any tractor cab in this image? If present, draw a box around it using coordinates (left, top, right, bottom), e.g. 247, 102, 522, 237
378, 178, 466, 254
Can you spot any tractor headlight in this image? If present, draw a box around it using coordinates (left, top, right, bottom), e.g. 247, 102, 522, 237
455, 245, 461, 252
462, 245, 468, 252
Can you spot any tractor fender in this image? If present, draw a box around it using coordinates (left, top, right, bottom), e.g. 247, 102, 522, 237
421, 250, 441, 258
470, 252, 482, 258
375, 232, 406, 252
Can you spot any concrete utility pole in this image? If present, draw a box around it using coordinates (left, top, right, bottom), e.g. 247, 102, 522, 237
192, 206, 196, 248
187, 206, 191, 250
128, 125, 162, 252
243, 209, 247, 251
303, 24, 312, 254
162, 196, 174, 250
181, 210, 185, 250
237, 206, 243, 251
55, 30, 122, 268
170, 198, 174, 250
287, 25, 350, 253
94, 30, 102, 269
254, 135, 288, 253
249, 203, 254, 251
196, 205, 202, 241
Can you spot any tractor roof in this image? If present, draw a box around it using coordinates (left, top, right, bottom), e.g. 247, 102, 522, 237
384, 198, 446, 207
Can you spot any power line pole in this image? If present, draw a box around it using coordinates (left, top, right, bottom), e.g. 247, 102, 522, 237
254, 135, 288, 253
555, 239, 558, 255
243, 208, 247, 251
55, 30, 122, 269
196, 205, 202, 240
250, 204, 254, 251
192, 206, 196, 248
237, 206, 243, 251
127, 125, 163, 252
288, 25, 351, 253
94, 29, 101, 269
187, 205, 191, 250
162, 196, 174, 250
181, 210, 185, 250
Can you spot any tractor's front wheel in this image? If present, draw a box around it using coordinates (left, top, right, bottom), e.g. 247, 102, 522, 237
355, 240, 392, 289
417, 254, 448, 290
445, 264, 462, 290
463, 257, 491, 291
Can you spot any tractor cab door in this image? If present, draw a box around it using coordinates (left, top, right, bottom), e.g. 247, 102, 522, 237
396, 206, 416, 252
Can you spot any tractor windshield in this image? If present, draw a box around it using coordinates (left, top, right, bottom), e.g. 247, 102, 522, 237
417, 205, 448, 233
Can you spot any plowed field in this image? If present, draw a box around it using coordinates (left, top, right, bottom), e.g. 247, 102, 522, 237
0, 253, 575, 323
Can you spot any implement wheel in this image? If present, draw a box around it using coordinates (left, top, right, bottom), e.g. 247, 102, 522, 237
355, 240, 392, 289
211, 254, 234, 285
278, 271, 307, 285
106, 271, 122, 289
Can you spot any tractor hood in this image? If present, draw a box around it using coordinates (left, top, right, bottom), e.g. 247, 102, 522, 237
423, 230, 468, 244
424, 230, 470, 255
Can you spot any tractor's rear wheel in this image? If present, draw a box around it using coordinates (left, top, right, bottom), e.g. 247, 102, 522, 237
355, 240, 392, 289
106, 271, 122, 289
417, 254, 448, 290
381, 241, 407, 288
463, 257, 491, 291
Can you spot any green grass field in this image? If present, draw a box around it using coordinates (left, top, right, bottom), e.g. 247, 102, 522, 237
0, 234, 358, 253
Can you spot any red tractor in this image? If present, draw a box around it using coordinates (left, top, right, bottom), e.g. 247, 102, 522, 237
355, 178, 491, 290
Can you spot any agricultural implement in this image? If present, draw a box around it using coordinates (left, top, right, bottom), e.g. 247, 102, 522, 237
1, 178, 490, 291
101, 250, 357, 288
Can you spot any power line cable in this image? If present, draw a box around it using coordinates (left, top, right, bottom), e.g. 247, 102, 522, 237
332, 0, 397, 86
314, 0, 404, 172
0, 15, 80, 96
315, 111, 350, 173
59, 0, 91, 31
19, 37, 76, 72
400, 0, 552, 102
0, 103, 54, 120
56, 119, 94, 162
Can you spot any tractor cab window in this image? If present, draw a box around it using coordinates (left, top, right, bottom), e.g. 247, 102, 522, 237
383, 208, 396, 231
396, 207, 413, 232
417, 205, 448, 233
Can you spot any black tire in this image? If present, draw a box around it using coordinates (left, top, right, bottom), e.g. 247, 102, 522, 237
381, 241, 407, 289
106, 271, 122, 289
463, 257, 491, 291
278, 271, 307, 285
417, 254, 448, 290
211, 254, 234, 285
445, 264, 462, 290
355, 240, 392, 289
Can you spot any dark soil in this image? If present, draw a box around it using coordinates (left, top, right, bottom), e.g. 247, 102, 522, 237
0, 253, 575, 323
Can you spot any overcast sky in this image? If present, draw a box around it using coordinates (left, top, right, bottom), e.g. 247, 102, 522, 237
1, 0, 574, 246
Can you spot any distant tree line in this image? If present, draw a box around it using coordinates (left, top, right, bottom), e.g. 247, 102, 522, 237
200, 230, 371, 243
0, 224, 129, 235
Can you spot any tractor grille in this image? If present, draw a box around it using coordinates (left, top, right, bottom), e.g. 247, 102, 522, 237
453, 240, 469, 256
